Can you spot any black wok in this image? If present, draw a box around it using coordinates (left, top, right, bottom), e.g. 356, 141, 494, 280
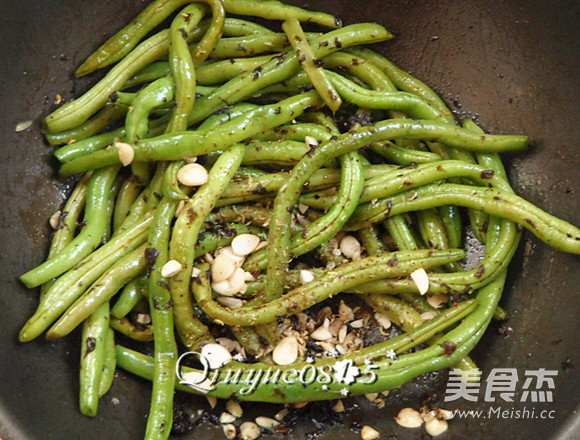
0, 0, 578, 439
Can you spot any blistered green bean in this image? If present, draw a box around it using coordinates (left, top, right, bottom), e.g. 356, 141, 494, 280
111, 277, 147, 319
40, 173, 91, 301
47, 243, 148, 339
113, 179, 143, 232
283, 18, 341, 111
210, 32, 316, 59
196, 249, 464, 326
169, 144, 245, 348
60, 91, 323, 174
110, 316, 153, 341
98, 328, 116, 398
45, 104, 127, 146
188, 0, 225, 67
222, 0, 341, 28
19, 216, 151, 342
76, 0, 200, 76
372, 141, 443, 165
144, 197, 179, 440
197, 55, 275, 85
21, 166, 121, 288
79, 303, 110, 417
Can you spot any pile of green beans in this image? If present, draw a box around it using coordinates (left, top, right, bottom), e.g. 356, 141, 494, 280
20, 1, 580, 439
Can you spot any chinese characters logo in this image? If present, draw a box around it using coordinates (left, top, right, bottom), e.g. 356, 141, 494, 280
445, 368, 557, 403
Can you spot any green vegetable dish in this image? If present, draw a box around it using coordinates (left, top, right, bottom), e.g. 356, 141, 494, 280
19, 0, 580, 439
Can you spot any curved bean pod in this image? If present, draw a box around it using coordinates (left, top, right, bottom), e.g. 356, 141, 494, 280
79, 303, 111, 417
167, 5, 204, 132
326, 70, 444, 120
98, 328, 116, 398
40, 173, 91, 300
210, 32, 317, 59
54, 127, 125, 163
111, 277, 147, 319
45, 104, 127, 146
346, 47, 454, 123
346, 182, 580, 254
197, 102, 258, 130
144, 197, 179, 440
110, 317, 153, 341
113, 179, 143, 232
283, 18, 341, 111
221, 17, 274, 36
76, 0, 201, 76
195, 249, 465, 326
46, 243, 148, 339
60, 92, 322, 174
222, 0, 341, 28
188, 0, 226, 66
197, 55, 276, 85
302, 160, 512, 208
19, 215, 151, 342
21, 166, 121, 288
169, 144, 245, 348
372, 141, 443, 165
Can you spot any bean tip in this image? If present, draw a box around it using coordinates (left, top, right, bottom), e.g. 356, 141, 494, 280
18, 329, 33, 343
74, 63, 92, 78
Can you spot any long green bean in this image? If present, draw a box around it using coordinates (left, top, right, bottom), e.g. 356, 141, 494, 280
19, 3, 580, 437
79, 303, 110, 417
76, 0, 200, 76
45, 104, 127, 146
144, 197, 178, 440
169, 143, 245, 348
19, 216, 151, 342
222, 0, 341, 28
98, 328, 116, 398
47, 243, 148, 339
59, 91, 323, 174
283, 18, 341, 111
40, 173, 91, 301
111, 277, 147, 319
110, 316, 154, 341
196, 249, 465, 326
21, 166, 121, 288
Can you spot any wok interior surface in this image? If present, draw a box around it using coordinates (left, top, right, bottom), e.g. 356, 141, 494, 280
0, 1, 578, 439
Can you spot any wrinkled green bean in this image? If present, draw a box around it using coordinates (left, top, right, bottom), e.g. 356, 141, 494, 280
79, 303, 110, 417
283, 18, 341, 111
222, 0, 341, 28
169, 143, 245, 348
196, 249, 465, 326
21, 166, 121, 288
19, 216, 151, 342
60, 91, 322, 174
76, 0, 200, 76
47, 243, 148, 339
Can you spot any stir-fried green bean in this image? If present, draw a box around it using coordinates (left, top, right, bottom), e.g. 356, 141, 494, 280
21, 166, 121, 288
79, 303, 111, 417
283, 18, 341, 112
20, 2, 580, 439
169, 144, 245, 348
